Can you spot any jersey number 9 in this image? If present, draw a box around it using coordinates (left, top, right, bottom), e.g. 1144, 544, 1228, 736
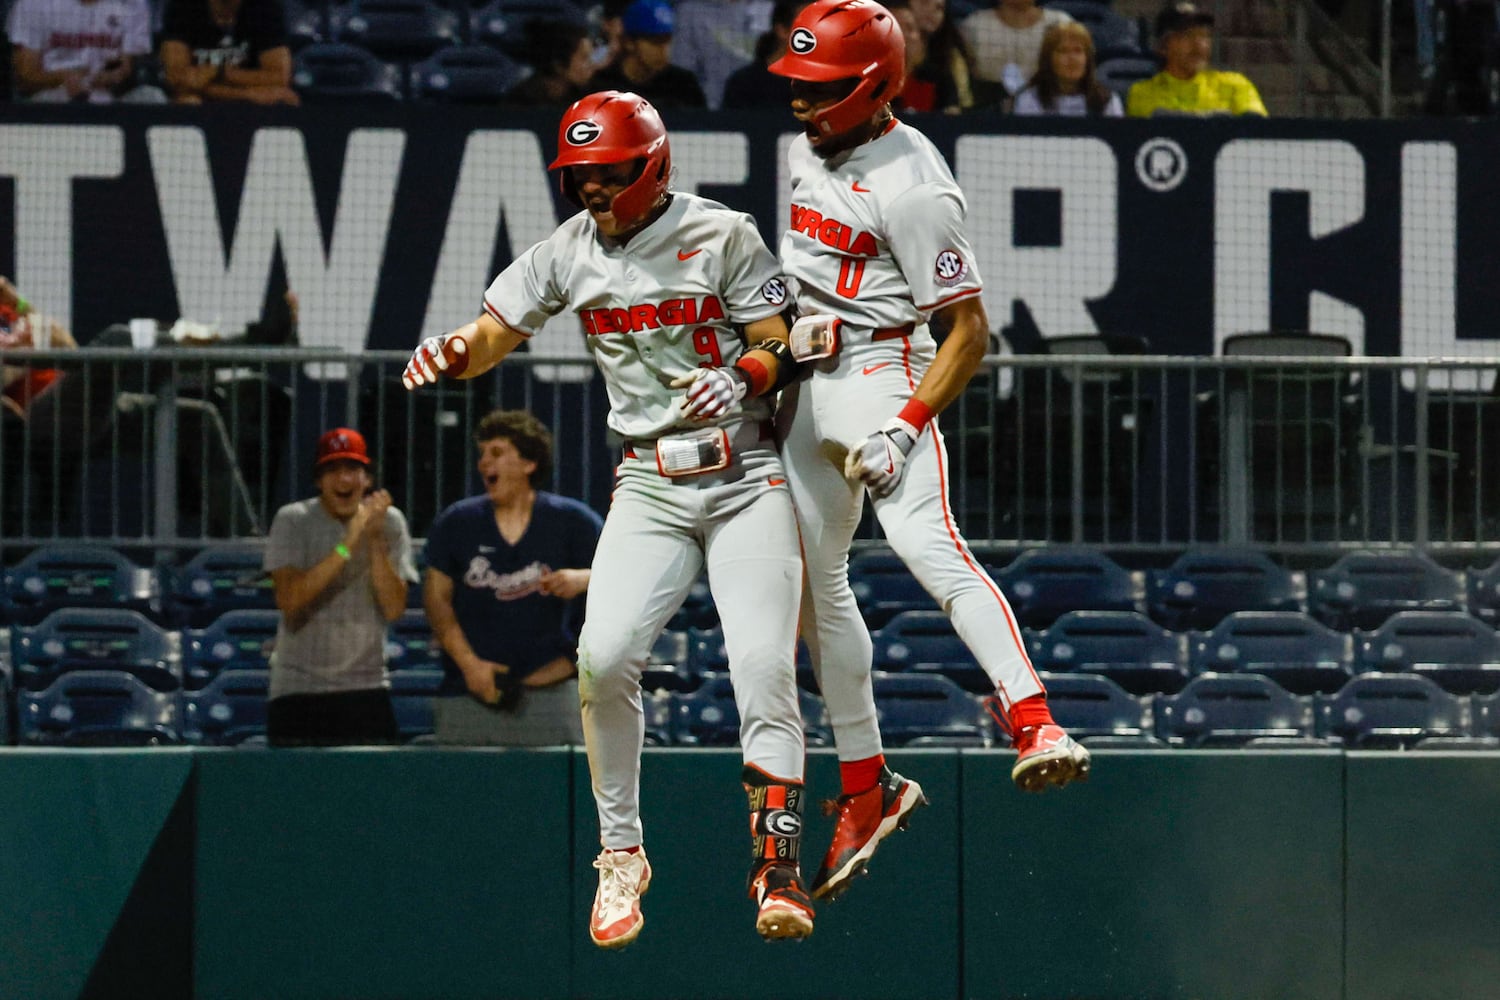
692, 326, 724, 367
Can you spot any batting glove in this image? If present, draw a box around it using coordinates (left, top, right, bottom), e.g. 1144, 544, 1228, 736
844, 417, 920, 499
669, 366, 749, 420
402, 332, 469, 390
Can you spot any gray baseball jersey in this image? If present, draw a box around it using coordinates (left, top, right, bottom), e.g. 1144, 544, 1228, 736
485, 191, 806, 849
485, 193, 790, 441
776, 120, 1044, 764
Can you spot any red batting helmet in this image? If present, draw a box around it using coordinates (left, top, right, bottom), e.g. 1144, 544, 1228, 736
768, 0, 905, 138
550, 91, 671, 230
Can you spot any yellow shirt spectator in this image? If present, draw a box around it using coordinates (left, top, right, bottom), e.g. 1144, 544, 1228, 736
1127, 68, 1267, 117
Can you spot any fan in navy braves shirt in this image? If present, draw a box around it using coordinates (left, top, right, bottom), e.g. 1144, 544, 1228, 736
424, 409, 603, 745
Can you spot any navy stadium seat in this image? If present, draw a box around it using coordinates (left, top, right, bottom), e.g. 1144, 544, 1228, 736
1308, 551, 1465, 631
13, 608, 180, 693
182, 670, 270, 745
2, 544, 163, 626
872, 610, 974, 673
671, 673, 828, 746
292, 42, 405, 103
1155, 673, 1316, 747
991, 546, 1138, 629
185, 608, 279, 689
469, 0, 589, 58
643, 690, 674, 746
1475, 689, 1500, 740
386, 609, 443, 674
849, 547, 937, 628
330, 0, 464, 60
1318, 673, 1471, 749
1096, 55, 1160, 97
1466, 556, 1500, 626
642, 629, 695, 692
1146, 547, 1302, 631
168, 544, 274, 627
285, 0, 330, 48
1032, 610, 1188, 694
1191, 611, 1353, 695
1036, 672, 1159, 746
666, 576, 717, 630
386, 611, 444, 738
1354, 611, 1500, 695
17, 671, 180, 746
409, 45, 525, 103
872, 672, 985, 746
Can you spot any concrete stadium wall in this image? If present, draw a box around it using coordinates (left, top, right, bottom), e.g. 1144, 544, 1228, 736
0, 748, 1496, 1000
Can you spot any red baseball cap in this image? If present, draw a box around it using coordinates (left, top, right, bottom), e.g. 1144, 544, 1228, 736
315, 427, 370, 469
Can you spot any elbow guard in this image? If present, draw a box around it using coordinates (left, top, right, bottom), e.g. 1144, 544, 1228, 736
735, 338, 801, 397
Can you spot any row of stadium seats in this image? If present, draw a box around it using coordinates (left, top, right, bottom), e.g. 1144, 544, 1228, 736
7, 542, 1500, 635
9, 668, 1500, 750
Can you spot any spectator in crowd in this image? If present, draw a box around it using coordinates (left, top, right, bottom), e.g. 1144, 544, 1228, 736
264, 427, 417, 746
593, 0, 631, 70
672, 0, 773, 109
1013, 21, 1123, 116
888, 0, 975, 114
0, 278, 82, 529
424, 410, 603, 746
6, 0, 166, 103
158, 0, 299, 105
1127, 1, 1266, 116
960, 0, 1073, 106
504, 19, 598, 107
721, 0, 807, 109
590, 0, 708, 108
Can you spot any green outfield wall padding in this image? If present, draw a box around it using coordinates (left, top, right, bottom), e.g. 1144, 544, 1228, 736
1345, 752, 1500, 1000
193, 748, 575, 1000
0, 748, 194, 1000
962, 749, 1346, 1000
569, 748, 962, 1000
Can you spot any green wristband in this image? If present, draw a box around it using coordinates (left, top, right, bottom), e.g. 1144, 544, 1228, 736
334, 543, 351, 560
14, 294, 28, 314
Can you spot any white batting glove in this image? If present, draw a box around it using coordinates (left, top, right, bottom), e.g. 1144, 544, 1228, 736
669, 366, 748, 420
844, 417, 920, 499
402, 332, 469, 390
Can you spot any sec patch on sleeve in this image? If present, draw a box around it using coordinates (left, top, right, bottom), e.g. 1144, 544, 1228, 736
934, 249, 968, 286
761, 278, 787, 305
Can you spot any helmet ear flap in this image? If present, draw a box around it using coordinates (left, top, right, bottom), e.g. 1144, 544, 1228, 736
559, 167, 582, 208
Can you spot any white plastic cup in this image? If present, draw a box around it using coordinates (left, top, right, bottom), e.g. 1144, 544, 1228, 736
129, 318, 157, 350
29, 313, 51, 349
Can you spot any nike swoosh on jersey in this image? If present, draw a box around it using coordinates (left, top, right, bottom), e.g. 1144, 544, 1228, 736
862, 363, 892, 375
851, 182, 871, 193
768, 478, 786, 486
677, 249, 703, 261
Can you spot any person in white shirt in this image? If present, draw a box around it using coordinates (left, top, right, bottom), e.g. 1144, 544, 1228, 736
1012, 21, 1123, 116
6, 0, 164, 103
959, 0, 1072, 104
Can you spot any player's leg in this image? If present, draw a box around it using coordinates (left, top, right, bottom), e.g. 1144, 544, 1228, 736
576, 481, 702, 947
872, 424, 1091, 791
702, 470, 814, 939
776, 381, 927, 901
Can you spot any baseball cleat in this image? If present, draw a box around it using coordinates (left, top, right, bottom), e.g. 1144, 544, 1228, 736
750, 862, 815, 941
590, 847, 652, 949
810, 767, 927, 900
1010, 723, 1092, 792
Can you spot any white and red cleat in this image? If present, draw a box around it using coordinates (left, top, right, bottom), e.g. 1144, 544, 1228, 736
590, 847, 652, 949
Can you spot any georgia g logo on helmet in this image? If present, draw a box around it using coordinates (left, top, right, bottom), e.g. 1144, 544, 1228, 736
565, 120, 603, 146
789, 26, 817, 54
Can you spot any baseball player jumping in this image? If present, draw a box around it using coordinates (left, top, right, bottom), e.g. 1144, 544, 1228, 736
404, 92, 816, 947
767, 0, 1092, 901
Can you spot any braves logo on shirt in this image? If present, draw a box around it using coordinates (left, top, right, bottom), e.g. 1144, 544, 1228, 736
934, 249, 968, 286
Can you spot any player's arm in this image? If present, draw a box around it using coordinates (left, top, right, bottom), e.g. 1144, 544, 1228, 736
905, 295, 990, 422
671, 315, 802, 420
403, 311, 526, 390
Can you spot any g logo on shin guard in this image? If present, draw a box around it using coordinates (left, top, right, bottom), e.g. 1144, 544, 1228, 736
764, 809, 802, 838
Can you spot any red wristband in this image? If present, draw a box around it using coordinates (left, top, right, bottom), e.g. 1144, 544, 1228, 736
734, 356, 772, 397
897, 398, 934, 432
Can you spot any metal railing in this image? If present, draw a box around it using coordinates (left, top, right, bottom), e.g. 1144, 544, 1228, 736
4, 347, 1500, 558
